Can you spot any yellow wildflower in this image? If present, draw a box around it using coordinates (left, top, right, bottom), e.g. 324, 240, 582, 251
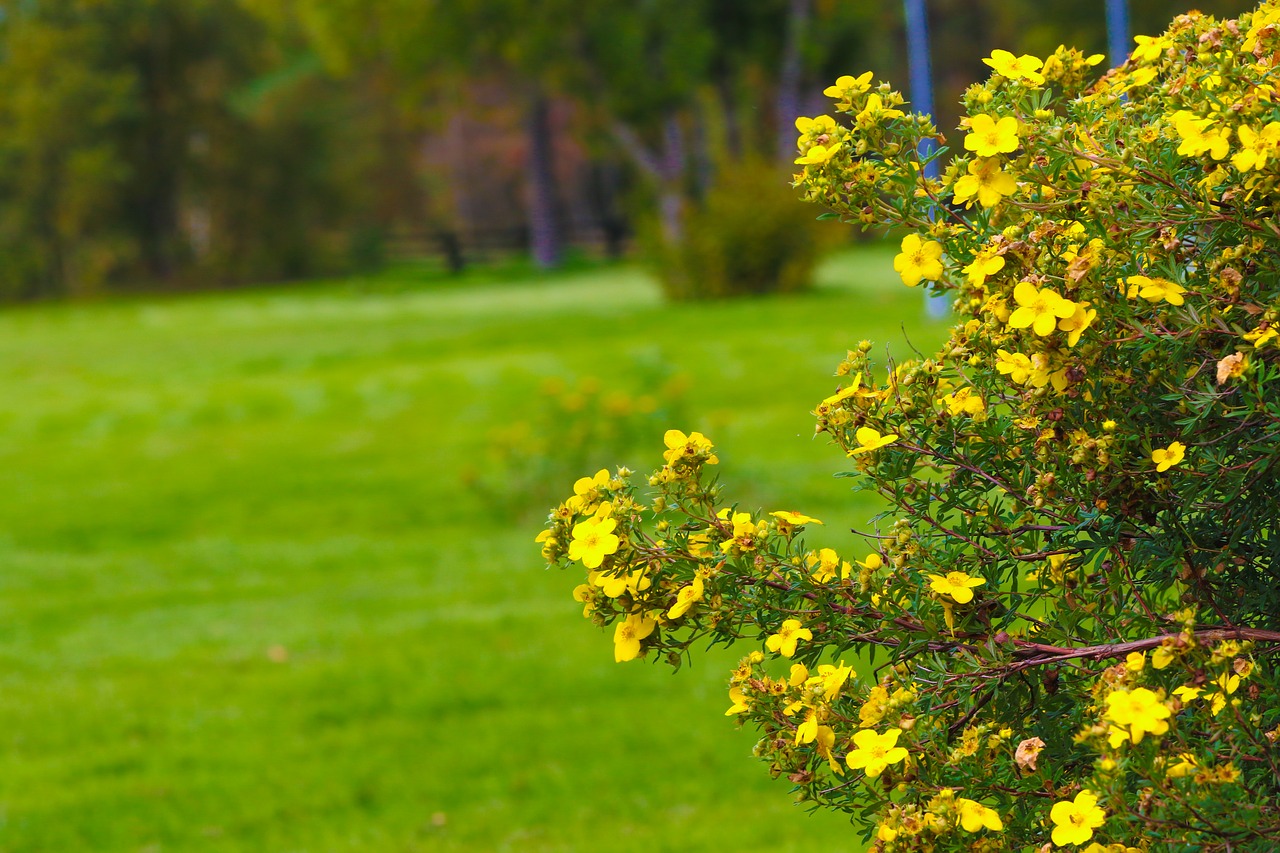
1105, 687, 1172, 745
1009, 281, 1078, 336
928, 571, 985, 604
613, 612, 656, 662
845, 728, 909, 777
894, 234, 944, 286
963, 247, 1005, 286
725, 685, 751, 715
765, 619, 812, 658
964, 114, 1020, 157
1152, 441, 1186, 472
855, 93, 904, 126
1058, 302, 1097, 347
1172, 111, 1231, 160
795, 143, 839, 166
662, 429, 718, 465
1244, 326, 1279, 349
1126, 275, 1186, 306
568, 515, 620, 569
983, 49, 1045, 85
953, 157, 1018, 207
996, 349, 1034, 384
1232, 122, 1280, 172
1050, 790, 1106, 846
943, 386, 984, 417
666, 575, 705, 619
823, 71, 873, 102
850, 426, 899, 455
957, 798, 1004, 832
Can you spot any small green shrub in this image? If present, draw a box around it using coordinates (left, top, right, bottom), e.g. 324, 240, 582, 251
647, 160, 822, 300
463, 362, 688, 519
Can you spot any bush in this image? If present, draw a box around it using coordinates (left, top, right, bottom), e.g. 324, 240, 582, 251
541, 4, 1280, 850
464, 363, 687, 520
646, 160, 823, 300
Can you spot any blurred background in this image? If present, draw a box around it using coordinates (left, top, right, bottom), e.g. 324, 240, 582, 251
0, 0, 1253, 851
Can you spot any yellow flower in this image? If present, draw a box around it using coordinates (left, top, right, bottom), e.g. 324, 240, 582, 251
568, 516, 620, 569
1152, 646, 1176, 669
787, 663, 809, 688
1050, 790, 1106, 847
824, 71, 873, 101
1008, 281, 1078, 336
771, 510, 823, 527
1166, 753, 1198, 779
964, 114, 1019, 157
928, 571, 985, 604
795, 708, 820, 745
816, 661, 853, 701
1244, 326, 1279, 349
1209, 672, 1241, 716
814, 724, 843, 776
613, 612, 656, 662
1131, 33, 1168, 62
850, 426, 899, 455
565, 467, 611, 513
953, 157, 1018, 207
1172, 684, 1202, 703
893, 234, 944, 286
725, 685, 751, 715
1232, 122, 1280, 172
590, 566, 651, 599
806, 547, 843, 583
666, 575, 705, 619
942, 386, 985, 417
1057, 302, 1097, 347
719, 510, 761, 554
996, 349, 1034, 384
963, 247, 1005, 286
1105, 687, 1172, 745
855, 93, 904, 126
795, 143, 839, 166
1125, 275, 1186, 306
1152, 441, 1186, 473
1124, 652, 1145, 673
765, 619, 812, 658
983, 49, 1045, 85
1172, 111, 1230, 160
662, 429, 718, 465
794, 114, 838, 141
845, 728, 909, 777
957, 798, 1004, 832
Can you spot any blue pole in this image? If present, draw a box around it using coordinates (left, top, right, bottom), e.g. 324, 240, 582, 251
903, 0, 936, 180
903, 0, 947, 318
1106, 0, 1130, 66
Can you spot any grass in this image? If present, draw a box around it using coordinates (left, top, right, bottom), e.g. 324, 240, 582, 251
0, 245, 947, 851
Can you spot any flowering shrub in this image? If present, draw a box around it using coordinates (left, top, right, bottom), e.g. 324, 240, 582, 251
539, 5, 1280, 850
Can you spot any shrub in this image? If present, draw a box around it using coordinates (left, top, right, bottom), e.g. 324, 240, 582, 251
464, 363, 687, 520
540, 4, 1280, 850
646, 160, 823, 300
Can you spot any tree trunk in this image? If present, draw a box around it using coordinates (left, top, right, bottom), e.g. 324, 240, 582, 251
525, 94, 561, 269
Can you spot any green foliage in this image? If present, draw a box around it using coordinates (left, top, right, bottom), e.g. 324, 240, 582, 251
646, 162, 823, 300
544, 4, 1280, 851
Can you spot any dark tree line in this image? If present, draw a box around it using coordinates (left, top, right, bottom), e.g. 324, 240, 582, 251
0, 0, 1253, 298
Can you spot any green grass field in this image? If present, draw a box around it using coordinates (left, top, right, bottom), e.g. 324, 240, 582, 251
0, 246, 947, 851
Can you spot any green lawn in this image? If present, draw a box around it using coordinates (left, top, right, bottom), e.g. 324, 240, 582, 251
0, 246, 947, 851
